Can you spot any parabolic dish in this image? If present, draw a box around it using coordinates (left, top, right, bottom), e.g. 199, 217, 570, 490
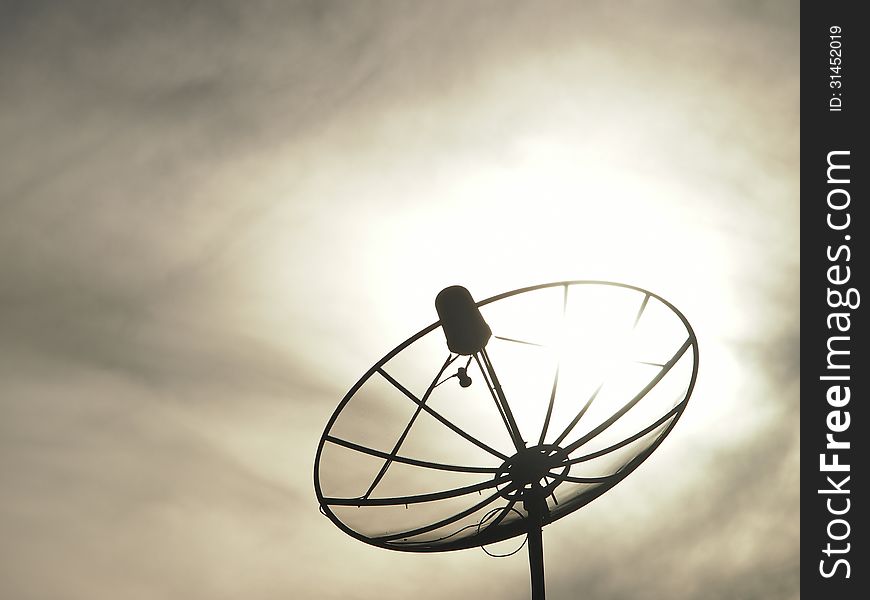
314, 281, 698, 552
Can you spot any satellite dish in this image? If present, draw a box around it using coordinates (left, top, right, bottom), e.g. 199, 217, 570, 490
314, 281, 698, 599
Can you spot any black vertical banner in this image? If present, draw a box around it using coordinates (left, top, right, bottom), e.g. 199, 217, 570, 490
802, 2, 868, 598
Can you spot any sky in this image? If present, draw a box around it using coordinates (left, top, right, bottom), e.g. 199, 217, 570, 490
1, 1, 799, 599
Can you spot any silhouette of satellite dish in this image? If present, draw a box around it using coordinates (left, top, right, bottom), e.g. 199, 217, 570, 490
314, 281, 698, 599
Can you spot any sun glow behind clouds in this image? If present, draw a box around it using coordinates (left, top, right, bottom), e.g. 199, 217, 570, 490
320, 133, 748, 453
242, 101, 758, 499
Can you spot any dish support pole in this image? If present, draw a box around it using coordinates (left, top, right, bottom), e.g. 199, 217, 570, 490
525, 496, 546, 600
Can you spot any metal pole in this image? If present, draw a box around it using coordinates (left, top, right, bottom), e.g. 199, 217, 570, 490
525, 497, 546, 600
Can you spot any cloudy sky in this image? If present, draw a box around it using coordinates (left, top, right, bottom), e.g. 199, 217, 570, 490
1, 1, 798, 599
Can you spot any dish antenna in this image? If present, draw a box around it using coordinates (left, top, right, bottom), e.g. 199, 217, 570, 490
315, 281, 698, 599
